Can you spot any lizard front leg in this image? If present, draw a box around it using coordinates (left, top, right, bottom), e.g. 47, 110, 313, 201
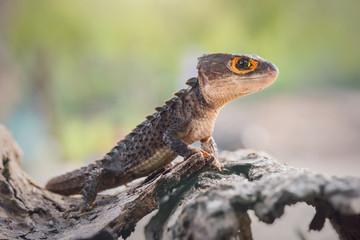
201, 136, 222, 171
163, 120, 212, 159
201, 136, 218, 158
163, 120, 195, 158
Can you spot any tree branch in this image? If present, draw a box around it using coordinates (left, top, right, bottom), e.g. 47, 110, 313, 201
0, 124, 359, 240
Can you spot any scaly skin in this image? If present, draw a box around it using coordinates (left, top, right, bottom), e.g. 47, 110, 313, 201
46, 53, 278, 210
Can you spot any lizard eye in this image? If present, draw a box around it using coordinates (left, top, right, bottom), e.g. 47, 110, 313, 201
227, 57, 258, 74
236, 58, 251, 69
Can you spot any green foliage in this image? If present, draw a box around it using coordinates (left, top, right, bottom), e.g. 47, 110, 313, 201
3, 0, 360, 161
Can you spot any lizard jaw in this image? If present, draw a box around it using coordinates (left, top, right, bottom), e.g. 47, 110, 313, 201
237, 71, 278, 94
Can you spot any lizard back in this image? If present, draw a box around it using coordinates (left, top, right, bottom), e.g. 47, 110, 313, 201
46, 78, 216, 195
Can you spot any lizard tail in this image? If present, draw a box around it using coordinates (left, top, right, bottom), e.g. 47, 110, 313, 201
45, 164, 96, 195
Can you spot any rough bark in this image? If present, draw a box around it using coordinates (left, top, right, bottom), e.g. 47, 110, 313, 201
0, 124, 359, 240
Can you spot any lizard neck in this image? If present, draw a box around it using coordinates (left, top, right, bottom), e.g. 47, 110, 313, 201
178, 85, 219, 143
197, 82, 236, 111
198, 71, 247, 109
189, 85, 220, 120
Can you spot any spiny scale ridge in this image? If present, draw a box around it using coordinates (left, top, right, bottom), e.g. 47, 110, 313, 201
103, 77, 199, 160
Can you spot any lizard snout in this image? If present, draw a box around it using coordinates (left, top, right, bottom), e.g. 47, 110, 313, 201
265, 61, 279, 74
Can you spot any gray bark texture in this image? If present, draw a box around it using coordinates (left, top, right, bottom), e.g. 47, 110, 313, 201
0, 124, 359, 240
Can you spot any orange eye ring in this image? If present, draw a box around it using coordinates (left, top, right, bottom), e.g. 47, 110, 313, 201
227, 57, 258, 74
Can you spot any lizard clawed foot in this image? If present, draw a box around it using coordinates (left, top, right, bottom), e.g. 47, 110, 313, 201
185, 149, 219, 167
63, 202, 97, 218
211, 158, 223, 172
79, 202, 97, 213
187, 149, 213, 159
186, 149, 223, 172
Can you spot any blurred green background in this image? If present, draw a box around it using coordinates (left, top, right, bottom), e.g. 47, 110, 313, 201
1, 1, 359, 239
1, 0, 359, 174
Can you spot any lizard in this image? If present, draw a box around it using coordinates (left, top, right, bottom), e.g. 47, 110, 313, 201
45, 53, 279, 212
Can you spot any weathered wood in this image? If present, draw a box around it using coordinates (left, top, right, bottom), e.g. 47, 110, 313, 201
0, 124, 213, 240
159, 151, 360, 239
0, 124, 359, 239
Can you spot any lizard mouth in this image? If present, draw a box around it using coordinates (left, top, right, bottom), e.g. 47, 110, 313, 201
236, 72, 278, 94
240, 73, 278, 81
234, 71, 278, 83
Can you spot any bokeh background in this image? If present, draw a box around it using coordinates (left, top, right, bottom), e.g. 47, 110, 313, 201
0, 0, 359, 239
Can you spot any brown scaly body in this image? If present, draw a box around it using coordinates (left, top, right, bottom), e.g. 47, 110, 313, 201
46, 53, 278, 211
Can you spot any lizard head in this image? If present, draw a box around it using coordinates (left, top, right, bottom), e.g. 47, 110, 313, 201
197, 53, 278, 108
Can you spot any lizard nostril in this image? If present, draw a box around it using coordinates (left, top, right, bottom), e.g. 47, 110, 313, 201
267, 62, 279, 73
